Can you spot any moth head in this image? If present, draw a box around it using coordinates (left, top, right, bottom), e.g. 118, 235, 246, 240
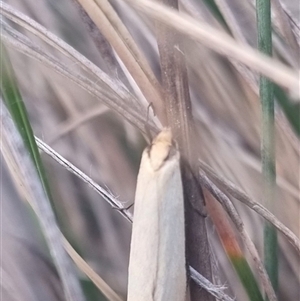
147, 128, 177, 171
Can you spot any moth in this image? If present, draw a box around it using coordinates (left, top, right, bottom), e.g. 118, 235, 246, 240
127, 128, 187, 301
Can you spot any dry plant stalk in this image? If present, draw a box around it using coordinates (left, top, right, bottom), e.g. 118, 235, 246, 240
72, 0, 167, 122
155, 0, 213, 300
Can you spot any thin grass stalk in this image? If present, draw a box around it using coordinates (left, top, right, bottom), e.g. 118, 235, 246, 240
256, 0, 278, 294
62, 238, 123, 301
35, 137, 132, 222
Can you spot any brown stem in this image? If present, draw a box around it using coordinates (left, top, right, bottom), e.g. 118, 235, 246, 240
156, 0, 214, 299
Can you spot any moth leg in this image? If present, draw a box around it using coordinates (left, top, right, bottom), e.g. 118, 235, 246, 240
147, 102, 156, 118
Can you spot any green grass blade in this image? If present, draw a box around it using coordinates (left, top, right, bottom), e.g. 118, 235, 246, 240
256, 0, 278, 296
231, 257, 264, 301
0, 42, 52, 199
0, 40, 85, 301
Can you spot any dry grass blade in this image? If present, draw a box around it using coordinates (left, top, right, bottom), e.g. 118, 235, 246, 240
74, 0, 166, 122
93, 0, 163, 94
0, 99, 85, 301
35, 137, 133, 222
63, 238, 123, 301
69, 0, 123, 77
0, 1, 143, 112
1, 22, 157, 133
199, 160, 300, 254
189, 267, 234, 301
199, 171, 278, 301
125, 0, 299, 98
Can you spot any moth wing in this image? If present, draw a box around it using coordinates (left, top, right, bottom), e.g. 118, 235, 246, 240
127, 149, 186, 301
